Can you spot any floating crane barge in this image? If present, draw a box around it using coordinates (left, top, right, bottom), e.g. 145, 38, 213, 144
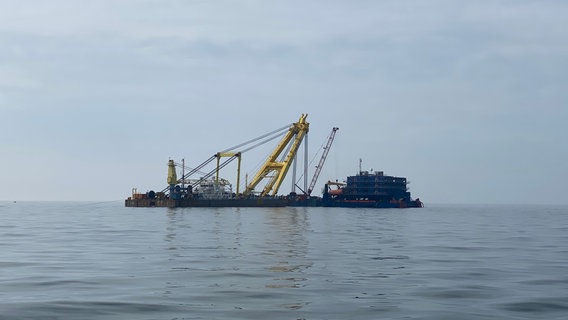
125, 114, 422, 208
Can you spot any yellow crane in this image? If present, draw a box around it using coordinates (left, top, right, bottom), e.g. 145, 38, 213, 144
163, 114, 310, 198
244, 114, 310, 196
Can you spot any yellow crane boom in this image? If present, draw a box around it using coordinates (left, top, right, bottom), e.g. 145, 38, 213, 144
244, 114, 310, 196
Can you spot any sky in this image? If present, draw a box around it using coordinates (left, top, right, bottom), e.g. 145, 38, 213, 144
1, 0, 567, 204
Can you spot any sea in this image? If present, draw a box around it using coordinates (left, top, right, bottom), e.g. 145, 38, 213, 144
0, 201, 567, 320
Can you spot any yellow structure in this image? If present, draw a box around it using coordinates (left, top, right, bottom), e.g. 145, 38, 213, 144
244, 114, 310, 196
167, 159, 177, 185
215, 152, 242, 196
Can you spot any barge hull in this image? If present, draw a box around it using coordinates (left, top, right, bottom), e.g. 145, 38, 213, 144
320, 200, 422, 208
125, 198, 289, 208
126, 198, 421, 208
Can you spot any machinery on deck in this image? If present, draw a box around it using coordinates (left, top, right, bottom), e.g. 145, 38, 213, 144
126, 114, 315, 207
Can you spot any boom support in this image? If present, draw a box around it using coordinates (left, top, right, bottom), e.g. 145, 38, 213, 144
244, 114, 310, 196
307, 127, 338, 195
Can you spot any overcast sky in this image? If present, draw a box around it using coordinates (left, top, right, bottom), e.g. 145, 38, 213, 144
1, 0, 567, 204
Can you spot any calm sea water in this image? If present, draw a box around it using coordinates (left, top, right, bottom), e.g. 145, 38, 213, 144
1, 202, 567, 320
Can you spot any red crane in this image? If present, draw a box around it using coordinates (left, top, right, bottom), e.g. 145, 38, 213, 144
307, 127, 339, 196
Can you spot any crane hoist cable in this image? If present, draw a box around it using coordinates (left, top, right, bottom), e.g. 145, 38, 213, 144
161, 155, 217, 193
173, 161, 208, 176
240, 130, 288, 154
188, 155, 239, 190
162, 115, 310, 197
219, 124, 291, 153
161, 128, 289, 194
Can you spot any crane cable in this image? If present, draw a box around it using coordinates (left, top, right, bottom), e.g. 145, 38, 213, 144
295, 137, 326, 185
189, 155, 238, 190
173, 161, 208, 176
160, 155, 216, 193
162, 122, 294, 193
219, 123, 291, 153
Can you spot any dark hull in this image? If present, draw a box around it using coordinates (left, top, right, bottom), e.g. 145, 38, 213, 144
319, 200, 423, 208
125, 198, 289, 208
125, 197, 422, 208
289, 198, 422, 208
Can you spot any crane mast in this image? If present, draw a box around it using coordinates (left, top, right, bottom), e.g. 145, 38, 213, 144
244, 114, 310, 197
307, 127, 338, 196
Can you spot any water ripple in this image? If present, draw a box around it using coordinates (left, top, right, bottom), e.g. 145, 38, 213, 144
0, 202, 567, 319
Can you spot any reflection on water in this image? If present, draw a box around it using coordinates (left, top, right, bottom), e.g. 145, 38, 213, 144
263, 207, 312, 291
162, 207, 314, 310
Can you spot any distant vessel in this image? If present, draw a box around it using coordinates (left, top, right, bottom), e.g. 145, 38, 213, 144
125, 114, 422, 208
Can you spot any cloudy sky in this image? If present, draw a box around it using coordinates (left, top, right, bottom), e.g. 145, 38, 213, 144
1, 0, 567, 204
